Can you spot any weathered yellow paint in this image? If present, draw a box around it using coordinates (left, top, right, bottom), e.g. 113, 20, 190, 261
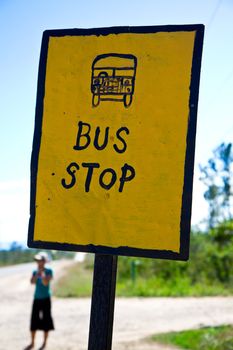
34, 30, 196, 252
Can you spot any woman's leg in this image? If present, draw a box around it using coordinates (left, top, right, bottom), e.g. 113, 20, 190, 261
37, 331, 48, 349
26, 299, 39, 349
43, 331, 48, 347
38, 298, 54, 348
24, 331, 36, 350
31, 331, 36, 347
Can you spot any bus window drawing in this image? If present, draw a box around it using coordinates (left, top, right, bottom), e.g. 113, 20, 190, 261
91, 53, 137, 108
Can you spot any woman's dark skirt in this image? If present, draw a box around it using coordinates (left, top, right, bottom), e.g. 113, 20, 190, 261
30, 297, 54, 331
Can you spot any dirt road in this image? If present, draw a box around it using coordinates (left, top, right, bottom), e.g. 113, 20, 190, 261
0, 261, 233, 350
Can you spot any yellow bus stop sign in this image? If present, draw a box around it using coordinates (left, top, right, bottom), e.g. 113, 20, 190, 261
28, 25, 204, 260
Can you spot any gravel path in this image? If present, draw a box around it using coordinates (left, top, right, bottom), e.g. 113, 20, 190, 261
0, 261, 233, 350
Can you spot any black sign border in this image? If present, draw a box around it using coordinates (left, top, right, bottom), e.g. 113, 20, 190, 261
28, 24, 204, 261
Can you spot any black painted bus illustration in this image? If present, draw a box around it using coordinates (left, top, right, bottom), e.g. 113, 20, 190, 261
91, 53, 137, 108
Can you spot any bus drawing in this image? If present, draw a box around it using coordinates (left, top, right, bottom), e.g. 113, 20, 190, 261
91, 53, 137, 108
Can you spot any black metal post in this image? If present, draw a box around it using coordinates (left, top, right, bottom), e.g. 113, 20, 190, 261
88, 254, 118, 350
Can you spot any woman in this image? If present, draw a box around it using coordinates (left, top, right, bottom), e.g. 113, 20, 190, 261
26, 252, 54, 349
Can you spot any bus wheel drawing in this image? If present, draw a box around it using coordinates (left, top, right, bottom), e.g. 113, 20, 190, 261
91, 53, 137, 108
98, 72, 108, 77
92, 72, 108, 106
123, 94, 133, 107
92, 94, 100, 107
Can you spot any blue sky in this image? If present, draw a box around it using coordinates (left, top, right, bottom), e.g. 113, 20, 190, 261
0, 0, 233, 245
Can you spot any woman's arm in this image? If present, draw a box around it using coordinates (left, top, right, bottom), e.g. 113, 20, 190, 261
30, 272, 38, 284
41, 272, 52, 286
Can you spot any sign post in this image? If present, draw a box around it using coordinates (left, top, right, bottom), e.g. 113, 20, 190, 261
28, 24, 204, 350
88, 255, 117, 350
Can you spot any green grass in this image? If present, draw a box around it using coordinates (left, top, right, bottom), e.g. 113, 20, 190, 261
54, 267, 232, 298
152, 325, 233, 350
53, 261, 93, 297
116, 276, 233, 297
53, 256, 233, 298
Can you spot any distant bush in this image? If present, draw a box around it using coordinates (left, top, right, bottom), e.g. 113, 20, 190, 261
53, 222, 233, 297
0, 242, 75, 267
116, 222, 233, 296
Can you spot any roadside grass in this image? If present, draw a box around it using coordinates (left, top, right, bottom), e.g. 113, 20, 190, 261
152, 325, 233, 350
53, 227, 233, 298
116, 277, 232, 297
53, 257, 232, 298
53, 260, 93, 297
